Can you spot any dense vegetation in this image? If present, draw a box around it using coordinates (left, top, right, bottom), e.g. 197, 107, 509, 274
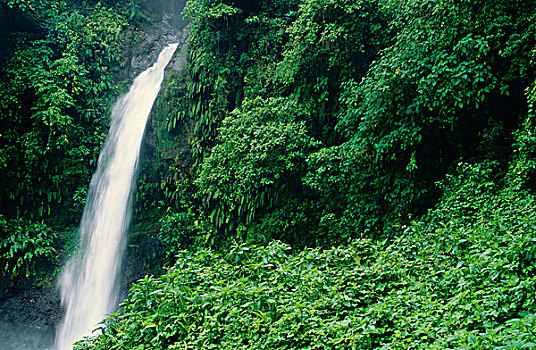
154, 0, 536, 249
0, 0, 145, 278
79, 173, 536, 349
79, 0, 536, 348
1, 0, 536, 348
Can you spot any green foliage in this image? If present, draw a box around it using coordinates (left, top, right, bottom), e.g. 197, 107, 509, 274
78, 162, 536, 348
0, 0, 130, 221
126, 0, 151, 24
180, 0, 252, 159
306, 0, 536, 238
2, 0, 39, 12
304, 143, 395, 239
157, 209, 200, 265
0, 214, 57, 278
195, 97, 319, 242
508, 53, 536, 191
166, 0, 393, 246
172, 0, 535, 245
274, 0, 393, 141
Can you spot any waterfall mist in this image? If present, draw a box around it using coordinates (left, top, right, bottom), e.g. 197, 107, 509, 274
55, 43, 178, 350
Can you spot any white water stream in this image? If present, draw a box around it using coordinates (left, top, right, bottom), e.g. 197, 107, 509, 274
55, 43, 178, 350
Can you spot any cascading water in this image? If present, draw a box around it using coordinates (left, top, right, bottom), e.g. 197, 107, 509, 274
55, 43, 178, 350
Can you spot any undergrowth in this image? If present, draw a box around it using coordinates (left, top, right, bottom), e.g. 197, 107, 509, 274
77, 161, 536, 349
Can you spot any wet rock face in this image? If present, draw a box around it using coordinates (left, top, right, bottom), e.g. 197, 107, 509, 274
145, 0, 189, 30
129, 24, 190, 76
121, 232, 165, 295
135, 0, 192, 198
126, 0, 189, 78
0, 280, 59, 350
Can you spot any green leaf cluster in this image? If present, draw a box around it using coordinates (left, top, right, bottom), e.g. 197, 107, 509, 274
195, 97, 319, 241
326, 0, 536, 236
0, 214, 57, 278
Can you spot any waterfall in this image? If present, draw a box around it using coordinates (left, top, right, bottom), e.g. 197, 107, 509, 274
55, 43, 178, 350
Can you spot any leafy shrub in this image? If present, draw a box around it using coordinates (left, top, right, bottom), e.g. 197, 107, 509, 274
0, 215, 57, 278
306, 0, 536, 238
171, 0, 536, 246
167, 0, 394, 245
195, 97, 319, 242
157, 208, 200, 265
